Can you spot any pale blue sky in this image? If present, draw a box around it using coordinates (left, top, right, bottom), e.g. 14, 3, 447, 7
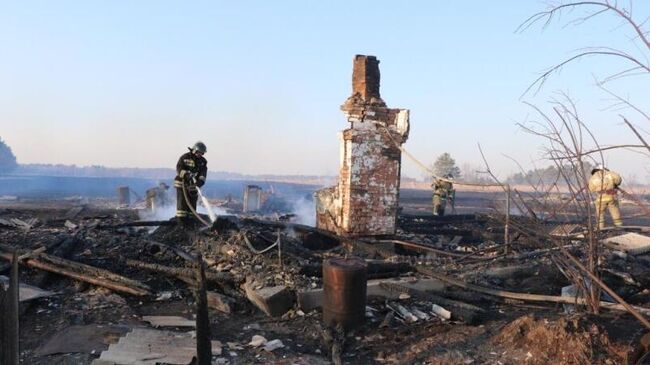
1, 1, 648, 180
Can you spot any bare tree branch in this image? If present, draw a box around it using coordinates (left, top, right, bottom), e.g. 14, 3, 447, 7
623, 116, 650, 152
519, 1, 649, 96
518, 1, 649, 50
523, 50, 649, 96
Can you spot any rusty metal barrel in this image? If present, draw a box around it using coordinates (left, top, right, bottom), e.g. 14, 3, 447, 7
322, 257, 367, 330
116, 186, 130, 206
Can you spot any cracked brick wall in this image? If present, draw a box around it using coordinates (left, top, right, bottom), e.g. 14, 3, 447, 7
316, 55, 410, 237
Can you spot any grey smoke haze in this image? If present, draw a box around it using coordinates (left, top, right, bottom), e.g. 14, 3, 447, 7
138, 198, 229, 222
290, 195, 316, 227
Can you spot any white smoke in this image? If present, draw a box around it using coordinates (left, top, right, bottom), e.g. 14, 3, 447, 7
291, 196, 316, 227
138, 203, 176, 221
138, 196, 228, 222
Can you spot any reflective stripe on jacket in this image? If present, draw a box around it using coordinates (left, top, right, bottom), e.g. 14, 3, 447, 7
174, 151, 208, 188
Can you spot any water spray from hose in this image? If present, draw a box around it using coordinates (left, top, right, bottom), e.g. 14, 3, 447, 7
196, 187, 217, 223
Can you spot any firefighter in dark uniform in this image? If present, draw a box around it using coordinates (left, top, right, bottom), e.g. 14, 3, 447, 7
174, 141, 208, 222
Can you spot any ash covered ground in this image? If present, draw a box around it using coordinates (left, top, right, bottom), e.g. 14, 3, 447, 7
0, 183, 649, 364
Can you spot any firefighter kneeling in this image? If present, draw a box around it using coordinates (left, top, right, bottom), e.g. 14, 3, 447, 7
174, 141, 208, 224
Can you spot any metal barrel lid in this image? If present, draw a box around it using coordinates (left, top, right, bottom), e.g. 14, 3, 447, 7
323, 257, 367, 271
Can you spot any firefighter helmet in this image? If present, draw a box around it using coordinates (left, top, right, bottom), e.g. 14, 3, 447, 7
591, 164, 605, 175
192, 141, 207, 154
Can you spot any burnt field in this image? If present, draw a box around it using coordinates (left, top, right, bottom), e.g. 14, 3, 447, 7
400, 187, 650, 226
0, 175, 316, 201
0, 181, 649, 364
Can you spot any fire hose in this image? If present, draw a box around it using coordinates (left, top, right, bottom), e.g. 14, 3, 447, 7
241, 231, 280, 254
181, 181, 212, 228
618, 187, 650, 217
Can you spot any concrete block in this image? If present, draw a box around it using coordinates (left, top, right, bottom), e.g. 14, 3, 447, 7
602, 233, 650, 255
244, 283, 294, 317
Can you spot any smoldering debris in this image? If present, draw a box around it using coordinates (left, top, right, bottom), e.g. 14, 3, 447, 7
1, 196, 649, 364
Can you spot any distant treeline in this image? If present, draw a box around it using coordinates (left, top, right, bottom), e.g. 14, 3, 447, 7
14, 163, 337, 185
506, 163, 596, 186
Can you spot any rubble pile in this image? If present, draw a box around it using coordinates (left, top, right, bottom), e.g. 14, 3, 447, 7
491, 315, 624, 364
1, 199, 649, 364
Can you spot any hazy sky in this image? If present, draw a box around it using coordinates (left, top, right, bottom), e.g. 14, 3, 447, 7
1, 1, 649, 180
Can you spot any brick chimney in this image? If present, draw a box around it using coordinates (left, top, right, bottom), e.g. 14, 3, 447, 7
315, 55, 410, 237
352, 55, 381, 101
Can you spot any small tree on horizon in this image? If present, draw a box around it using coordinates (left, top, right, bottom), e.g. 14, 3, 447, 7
432, 152, 461, 179
0, 137, 18, 174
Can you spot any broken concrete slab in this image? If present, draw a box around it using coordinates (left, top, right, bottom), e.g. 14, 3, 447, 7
92, 328, 221, 365
244, 283, 294, 317
0, 275, 56, 302
142, 316, 195, 328
602, 233, 650, 255
92, 328, 197, 365
297, 277, 445, 312
35, 325, 130, 356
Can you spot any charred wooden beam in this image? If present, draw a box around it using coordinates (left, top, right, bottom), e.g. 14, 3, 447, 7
98, 220, 176, 228
341, 239, 394, 259
384, 240, 470, 258
38, 254, 148, 291
194, 254, 211, 365
416, 266, 650, 316
145, 240, 201, 264
125, 259, 233, 285
32, 235, 81, 288
0, 246, 150, 297
0, 251, 19, 365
